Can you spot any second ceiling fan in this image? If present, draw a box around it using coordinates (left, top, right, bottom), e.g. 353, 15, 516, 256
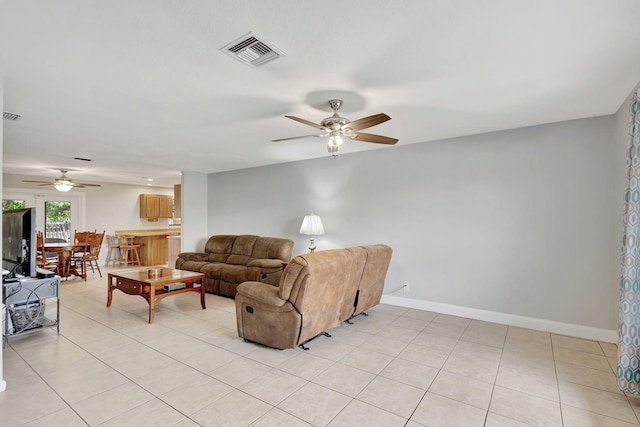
22, 169, 101, 192
273, 99, 398, 156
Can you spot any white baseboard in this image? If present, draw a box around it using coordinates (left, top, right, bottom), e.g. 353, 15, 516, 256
380, 295, 617, 344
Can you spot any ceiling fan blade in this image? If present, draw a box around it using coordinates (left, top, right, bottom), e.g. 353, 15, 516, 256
345, 113, 391, 132
22, 179, 53, 185
272, 134, 323, 142
23, 179, 100, 188
351, 132, 398, 145
285, 115, 326, 130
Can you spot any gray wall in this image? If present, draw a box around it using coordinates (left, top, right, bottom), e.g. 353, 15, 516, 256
182, 171, 208, 253
208, 115, 623, 333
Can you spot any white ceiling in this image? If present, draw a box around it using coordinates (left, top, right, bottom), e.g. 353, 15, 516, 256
2, 0, 640, 188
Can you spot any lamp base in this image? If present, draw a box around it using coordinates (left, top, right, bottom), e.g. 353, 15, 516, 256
308, 237, 316, 253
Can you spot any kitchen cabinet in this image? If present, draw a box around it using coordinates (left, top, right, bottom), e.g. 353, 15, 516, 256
174, 184, 181, 218
140, 194, 173, 219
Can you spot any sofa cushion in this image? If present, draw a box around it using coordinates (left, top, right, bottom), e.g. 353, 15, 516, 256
221, 264, 258, 284
250, 237, 294, 263
204, 235, 236, 263
227, 235, 258, 265
201, 262, 226, 278
179, 260, 210, 272
177, 252, 209, 263
247, 259, 284, 268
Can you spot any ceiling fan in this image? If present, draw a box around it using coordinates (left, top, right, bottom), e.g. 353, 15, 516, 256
23, 169, 102, 192
273, 99, 398, 156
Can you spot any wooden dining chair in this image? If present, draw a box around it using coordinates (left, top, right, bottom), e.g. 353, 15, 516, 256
69, 229, 96, 280
74, 230, 90, 245
36, 230, 58, 271
82, 231, 105, 277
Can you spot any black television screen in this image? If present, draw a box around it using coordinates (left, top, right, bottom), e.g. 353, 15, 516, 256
2, 207, 37, 278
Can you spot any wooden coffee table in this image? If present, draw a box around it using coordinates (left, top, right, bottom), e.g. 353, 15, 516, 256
107, 268, 206, 323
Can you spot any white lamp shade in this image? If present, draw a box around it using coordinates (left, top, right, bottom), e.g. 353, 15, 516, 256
54, 181, 73, 192
300, 214, 325, 236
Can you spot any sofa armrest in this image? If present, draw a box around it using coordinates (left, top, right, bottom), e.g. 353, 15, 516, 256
177, 252, 209, 262
247, 259, 284, 269
236, 281, 287, 306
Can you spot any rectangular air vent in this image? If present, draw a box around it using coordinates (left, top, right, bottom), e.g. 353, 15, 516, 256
221, 32, 283, 68
3, 112, 22, 121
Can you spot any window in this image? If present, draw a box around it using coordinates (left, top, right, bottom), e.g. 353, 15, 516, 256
44, 201, 72, 243
2, 199, 26, 211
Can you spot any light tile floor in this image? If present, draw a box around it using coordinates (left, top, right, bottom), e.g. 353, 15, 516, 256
1, 267, 639, 426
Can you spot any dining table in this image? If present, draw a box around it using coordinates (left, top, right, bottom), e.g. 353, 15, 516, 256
44, 242, 91, 279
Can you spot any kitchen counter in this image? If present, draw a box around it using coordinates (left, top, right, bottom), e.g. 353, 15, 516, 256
115, 229, 180, 237
115, 229, 181, 266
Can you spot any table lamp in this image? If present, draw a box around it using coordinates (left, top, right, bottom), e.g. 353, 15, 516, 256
299, 214, 325, 253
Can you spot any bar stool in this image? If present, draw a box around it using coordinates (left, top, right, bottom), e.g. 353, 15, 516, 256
118, 235, 141, 267
104, 235, 121, 267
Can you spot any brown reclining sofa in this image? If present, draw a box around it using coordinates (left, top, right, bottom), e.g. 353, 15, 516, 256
235, 244, 393, 349
175, 235, 294, 298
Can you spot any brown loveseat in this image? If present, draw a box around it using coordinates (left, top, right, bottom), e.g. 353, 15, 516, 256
175, 235, 294, 298
235, 244, 393, 349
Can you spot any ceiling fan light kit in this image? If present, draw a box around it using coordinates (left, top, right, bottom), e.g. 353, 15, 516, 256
53, 180, 73, 192
273, 99, 398, 157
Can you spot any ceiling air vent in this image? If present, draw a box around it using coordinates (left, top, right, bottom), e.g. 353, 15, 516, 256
221, 32, 283, 68
3, 112, 22, 121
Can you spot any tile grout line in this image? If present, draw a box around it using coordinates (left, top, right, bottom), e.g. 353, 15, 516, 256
481, 324, 508, 426
550, 331, 566, 427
